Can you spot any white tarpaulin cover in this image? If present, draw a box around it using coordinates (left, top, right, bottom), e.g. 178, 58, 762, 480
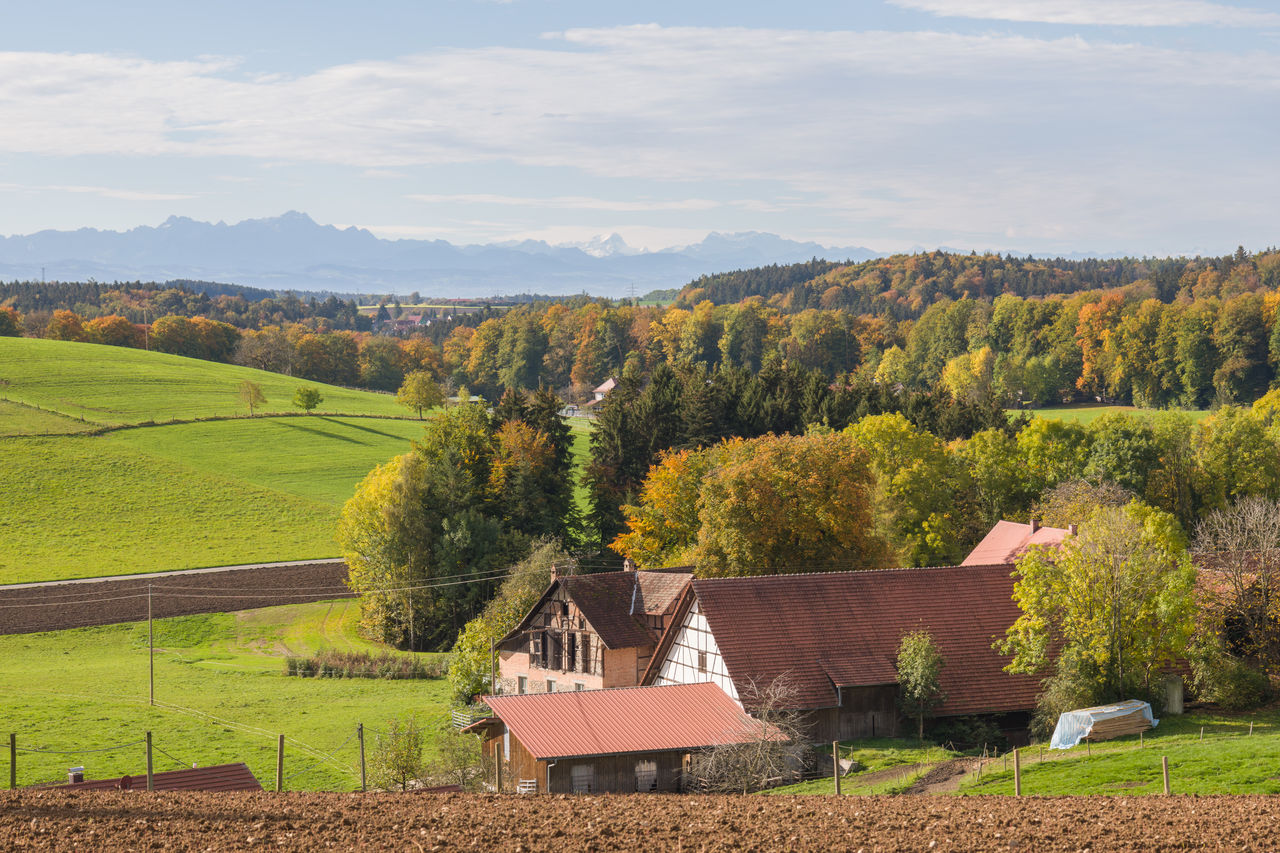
1049, 699, 1158, 750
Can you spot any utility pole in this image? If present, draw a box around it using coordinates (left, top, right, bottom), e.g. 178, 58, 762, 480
148, 584, 154, 706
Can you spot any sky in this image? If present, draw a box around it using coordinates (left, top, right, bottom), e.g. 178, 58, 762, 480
0, 0, 1277, 256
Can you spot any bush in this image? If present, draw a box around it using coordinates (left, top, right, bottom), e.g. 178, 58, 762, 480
282, 649, 447, 680
1190, 645, 1272, 711
927, 716, 1006, 752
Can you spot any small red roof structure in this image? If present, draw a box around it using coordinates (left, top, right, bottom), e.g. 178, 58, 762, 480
469, 682, 767, 761
47, 763, 262, 792
655, 565, 1040, 717
962, 520, 1071, 566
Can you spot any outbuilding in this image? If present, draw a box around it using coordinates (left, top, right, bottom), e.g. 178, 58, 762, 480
465, 682, 767, 793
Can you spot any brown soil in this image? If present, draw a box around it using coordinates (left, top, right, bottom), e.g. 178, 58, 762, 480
0, 561, 352, 635
5, 790, 1280, 851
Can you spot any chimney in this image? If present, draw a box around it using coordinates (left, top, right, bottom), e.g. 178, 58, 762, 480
549, 563, 559, 581
623, 556, 637, 573
1030, 518, 1040, 533
1068, 523, 1078, 536
68, 766, 84, 784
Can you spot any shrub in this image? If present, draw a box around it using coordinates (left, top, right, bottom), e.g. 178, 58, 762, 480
1190, 644, 1272, 711
282, 649, 447, 680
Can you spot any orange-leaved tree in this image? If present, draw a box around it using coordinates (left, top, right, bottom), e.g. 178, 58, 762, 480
613, 431, 891, 577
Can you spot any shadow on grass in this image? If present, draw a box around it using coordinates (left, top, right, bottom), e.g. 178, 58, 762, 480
273, 418, 365, 445
317, 416, 420, 441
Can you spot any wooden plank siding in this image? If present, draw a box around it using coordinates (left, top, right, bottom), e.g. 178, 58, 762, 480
483, 728, 689, 794
804, 686, 900, 742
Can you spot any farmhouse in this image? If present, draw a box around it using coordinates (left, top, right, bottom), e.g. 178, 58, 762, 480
962, 519, 1073, 565
496, 563, 692, 693
465, 682, 766, 793
642, 564, 1042, 741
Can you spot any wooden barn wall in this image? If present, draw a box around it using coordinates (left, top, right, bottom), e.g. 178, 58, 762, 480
805, 685, 899, 742
548, 751, 686, 794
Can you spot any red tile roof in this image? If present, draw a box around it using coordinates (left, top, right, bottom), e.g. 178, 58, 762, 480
690, 565, 1041, 716
962, 520, 1070, 566
47, 762, 262, 792
477, 682, 768, 761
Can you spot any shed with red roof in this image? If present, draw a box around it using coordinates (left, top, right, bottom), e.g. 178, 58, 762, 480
465, 682, 768, 793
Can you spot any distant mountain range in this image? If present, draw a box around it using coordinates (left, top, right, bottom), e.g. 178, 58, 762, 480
0, 212, 883, 298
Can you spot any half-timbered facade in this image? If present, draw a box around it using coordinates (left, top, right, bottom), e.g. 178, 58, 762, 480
497, 565, 691, 693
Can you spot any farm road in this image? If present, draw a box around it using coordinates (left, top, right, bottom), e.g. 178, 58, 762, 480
0, 559, 352, 635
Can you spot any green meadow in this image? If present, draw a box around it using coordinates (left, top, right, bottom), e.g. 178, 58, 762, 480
0, 338, 431, 583
0, 600, 449, 791
0, 336, 404, 428
1016, 403, 1211, 425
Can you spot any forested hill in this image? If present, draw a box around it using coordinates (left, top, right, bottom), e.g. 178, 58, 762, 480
677, 249, 1280, 319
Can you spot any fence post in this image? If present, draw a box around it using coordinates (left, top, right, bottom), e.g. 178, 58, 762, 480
1014, 748, 1021, 797
8, 733, 15, 790
1162, 756, 1170, 795
1249, 721, 1254, 737
276, 734, 285, 793
832, 742, 841, 796
146, 732, 154, 792
358, 724, 366, 793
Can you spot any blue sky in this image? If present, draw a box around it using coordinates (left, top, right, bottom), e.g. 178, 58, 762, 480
1, 0, 1277, 255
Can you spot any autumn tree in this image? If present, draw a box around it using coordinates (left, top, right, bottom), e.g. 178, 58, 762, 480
293, 386, 323, 413
896, 630, 947, 741
85, 315, 144, 348
396, 370, 445, 419
613, 431, 891, 576
45, 309, 88, 342
0, 306, 21, 337
238, 380, 266, 416
1000, 501, 1195, 723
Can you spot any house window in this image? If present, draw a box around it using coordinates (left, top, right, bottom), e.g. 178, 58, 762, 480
581, 634, 592, 674
697, 651, 707, 673
635, 760, 658, 792
567, 633, 578, 672
571, 764, 594, 794
574, 682, 584, 691
546, 678, 556, 693
517, 676, 527, 694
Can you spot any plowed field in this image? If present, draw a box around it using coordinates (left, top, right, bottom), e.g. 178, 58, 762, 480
4, 790, 1280, 851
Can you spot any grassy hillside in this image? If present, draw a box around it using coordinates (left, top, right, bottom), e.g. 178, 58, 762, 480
0, 601, 449, 791
0, 338, 432, 583
0, 336, 404, 428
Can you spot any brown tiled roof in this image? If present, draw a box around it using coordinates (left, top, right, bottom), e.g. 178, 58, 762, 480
48, 762, 262, 792
691, 564, 1041, 716
478, 682, 769, 760
531, 570, 692, 650
962, 520, 1070, 566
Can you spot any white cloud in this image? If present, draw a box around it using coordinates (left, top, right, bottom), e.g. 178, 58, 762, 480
0, 181, 195, 201
889, 0, 1280, 28
0, 25, 1275, 251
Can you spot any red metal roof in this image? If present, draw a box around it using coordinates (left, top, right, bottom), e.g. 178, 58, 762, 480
690, 564, 1041, 716
48, 762, 262, 792
962, 520, 1070, 566
481, 682, 766, 760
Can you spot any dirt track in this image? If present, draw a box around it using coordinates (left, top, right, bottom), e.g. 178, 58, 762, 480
4, 790, 1280, 851
0, 560, 352, 635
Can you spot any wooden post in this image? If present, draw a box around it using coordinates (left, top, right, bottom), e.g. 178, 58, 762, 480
358, 724, 366, 793
832, 742, 841, 796
1162, 756, 1170, 795
495, 744, 502, 793
8, 733, 15, 790
1249, 721, 1254, 737
276, 734, 285, 792
145, 731, 154, 792
1200, 726, 1204, 741
1013, 748, 1021, 797
1139, 731, 1143, 748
